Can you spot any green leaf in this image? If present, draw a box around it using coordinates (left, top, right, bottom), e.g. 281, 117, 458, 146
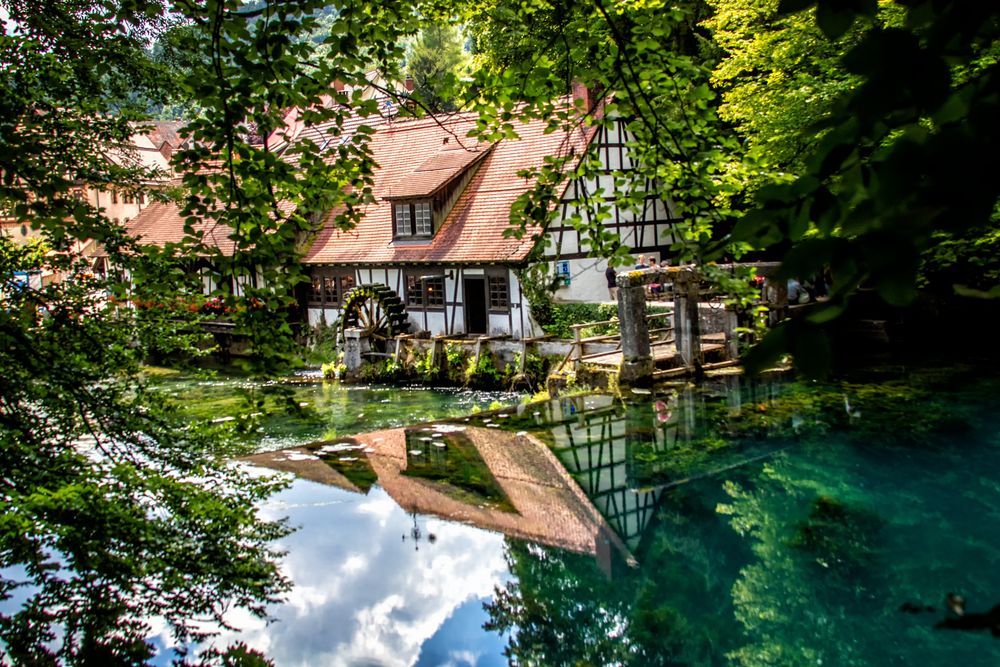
777, 0, 817, 14
792, 323, 832, 378
816, 3, 858, 40
953, 284, 1000, 299
805, 300, 846, 324
876, 273, 918, 306
777, 238, 843, 280
744, 324, 791, 375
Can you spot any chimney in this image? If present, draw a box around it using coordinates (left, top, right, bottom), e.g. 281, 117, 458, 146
404, 76, 414, 92
333, 79, 345, 92
571, 80, 589, 112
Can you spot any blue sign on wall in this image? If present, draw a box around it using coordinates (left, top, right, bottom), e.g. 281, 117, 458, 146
555, 260, 570, 286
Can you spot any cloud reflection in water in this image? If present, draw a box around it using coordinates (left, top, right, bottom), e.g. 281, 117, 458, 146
205, 478, 511, 666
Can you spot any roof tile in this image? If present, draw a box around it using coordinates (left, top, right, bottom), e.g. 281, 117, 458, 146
305, 111, 595, 265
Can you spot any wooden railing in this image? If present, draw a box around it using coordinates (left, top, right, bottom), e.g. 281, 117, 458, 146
554, 309, 674, 374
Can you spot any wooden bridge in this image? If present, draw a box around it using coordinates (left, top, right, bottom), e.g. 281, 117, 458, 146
552, 309, 730, 377
556, 262, 785, 386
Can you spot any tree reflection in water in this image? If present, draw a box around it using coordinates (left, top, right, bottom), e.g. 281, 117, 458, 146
484, 371, 1000, 666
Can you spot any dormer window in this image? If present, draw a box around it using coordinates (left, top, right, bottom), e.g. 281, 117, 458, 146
394, 201, 433, 238
386, 143, 494, 243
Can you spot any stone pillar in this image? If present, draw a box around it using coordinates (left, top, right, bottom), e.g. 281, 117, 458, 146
343, 327, 369, 372
725, 374, 742, 416
764, 277, 788, 326
673, 271, 702, 370
617, 283, 653, 386
723, 306, 740, 360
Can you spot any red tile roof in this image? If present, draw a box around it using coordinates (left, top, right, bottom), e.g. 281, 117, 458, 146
304, 111, 596, 266
274, 111, 384, 165
121, 105, 597, 265
141, 120, 187, 151
384, 143, 491, 199
126, 201, 238, 254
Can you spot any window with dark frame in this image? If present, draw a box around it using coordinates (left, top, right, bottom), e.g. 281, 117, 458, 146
405, 272, 445, 309
414, 202, 432, 235
394, 204, 411, 237
309, 274, 324, 303
424, 275, 444, 307
307, 269, 354, 306
394, 201, 434, 239
488, 275, 509, 310
322, 274, 338, 304
405, 274, 423, 307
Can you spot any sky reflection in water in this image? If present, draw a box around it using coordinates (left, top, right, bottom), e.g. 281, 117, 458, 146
180, 480, 510, 667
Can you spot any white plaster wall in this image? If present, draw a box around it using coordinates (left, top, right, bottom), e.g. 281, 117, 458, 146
88, 189, 143, 223
307, 308, 341, 327
551, 256, 617, 303
305, 267, 537, 339
539, 117, 680, 305
408, 310, 448, 335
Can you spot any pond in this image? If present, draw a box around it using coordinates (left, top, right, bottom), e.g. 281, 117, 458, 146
156, 366, 1000, 666
148, 370, 527, 451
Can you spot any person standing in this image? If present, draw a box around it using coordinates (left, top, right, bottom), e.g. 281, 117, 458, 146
648, 258, 661, 298
605, 264, 618, 301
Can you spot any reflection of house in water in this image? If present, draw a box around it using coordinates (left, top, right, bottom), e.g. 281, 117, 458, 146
527, 395, 673, 559
247, 377, 789, 573
244, 422, 630, 562
511, 378, 791, 562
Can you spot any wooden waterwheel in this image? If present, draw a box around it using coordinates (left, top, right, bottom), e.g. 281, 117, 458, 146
340, 284, 410, 350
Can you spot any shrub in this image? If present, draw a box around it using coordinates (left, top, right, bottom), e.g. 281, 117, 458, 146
358, 358, 406, 382
304, 318, 341, 365
541, 303, 620, 339
465, 351, 502, 387
506, 350, 551, 391
414, 347, 440, 381
443, 343, 468, 384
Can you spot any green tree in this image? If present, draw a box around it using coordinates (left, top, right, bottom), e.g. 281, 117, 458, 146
0, 0, 427, 660
406, 23, 469, 112
467, 0, 1000, 372
0, 0, 300, 659
703, 0, 903, 185
727, 0, 1000, 373
465, 0, 744, 267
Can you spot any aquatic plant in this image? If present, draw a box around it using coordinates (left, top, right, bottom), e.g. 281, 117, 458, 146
320, 356, 346, 380
402, 430, 514, 512
415, 348, 441, 381
465, 351, 503, 387
443, 343, 469, 384
790, 495, 881, 574
319, 448, 379, 493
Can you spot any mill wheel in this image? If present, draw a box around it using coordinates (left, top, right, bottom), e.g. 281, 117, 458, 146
340, 284, 410, 350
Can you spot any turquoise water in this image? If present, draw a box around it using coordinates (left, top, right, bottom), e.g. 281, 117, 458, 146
161, 367, 1000, 665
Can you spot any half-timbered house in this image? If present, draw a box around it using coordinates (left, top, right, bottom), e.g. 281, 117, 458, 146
302, 103, 679, 339
119, 88, 680, 341
543, 115, 679, 302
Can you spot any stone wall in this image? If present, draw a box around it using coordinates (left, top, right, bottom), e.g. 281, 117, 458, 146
698, 302, 731, 334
